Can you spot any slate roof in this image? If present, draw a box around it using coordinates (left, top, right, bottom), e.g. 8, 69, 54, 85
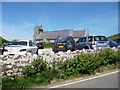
36, 29, 88, 40
72, 30, 87, 38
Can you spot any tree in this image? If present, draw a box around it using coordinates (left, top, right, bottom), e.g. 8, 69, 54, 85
11, 39, 19, 42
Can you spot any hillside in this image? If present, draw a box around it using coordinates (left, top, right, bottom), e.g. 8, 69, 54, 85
0, 36, 9, 44
107, 33, 120, 40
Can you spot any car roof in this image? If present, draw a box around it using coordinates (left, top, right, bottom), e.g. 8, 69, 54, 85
80, 35, 106, 38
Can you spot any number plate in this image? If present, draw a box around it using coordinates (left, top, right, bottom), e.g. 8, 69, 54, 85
100, 43, 105, 44
9, 54, 15, 56
59, 45, 64, 48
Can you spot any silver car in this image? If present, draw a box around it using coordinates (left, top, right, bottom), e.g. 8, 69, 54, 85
76, 35, 109, 50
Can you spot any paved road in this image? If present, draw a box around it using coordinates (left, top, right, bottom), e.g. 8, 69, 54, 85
48, 70, 119, 88
38, 48, 52, 54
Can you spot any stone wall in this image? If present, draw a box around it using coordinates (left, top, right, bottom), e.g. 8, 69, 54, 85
0, 47, 119, 76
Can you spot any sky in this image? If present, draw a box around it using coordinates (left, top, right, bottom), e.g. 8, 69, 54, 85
1, 2, 118, 41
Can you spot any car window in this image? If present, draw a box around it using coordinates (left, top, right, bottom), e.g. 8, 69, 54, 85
19, 42, 27, 46
7, 41, 27, 46
29, 42, 35, 46
57, 37, 68, 43
81, 37, 86, 42
76, 38, 82, 43
94, 36, 107, 41
88, 36, 93, 42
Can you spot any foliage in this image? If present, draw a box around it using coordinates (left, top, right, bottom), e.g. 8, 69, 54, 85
2, 75, 33, 89
0, 36, 9, 47
107, 33, 120, 40
2, 49, 119, 89
11, 39, 19, 42
44, 43, 54, 48
56, 48, 119, 79
22, 59, 46, 76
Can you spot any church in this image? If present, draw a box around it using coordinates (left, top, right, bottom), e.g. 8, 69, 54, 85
33, 25, 89, 43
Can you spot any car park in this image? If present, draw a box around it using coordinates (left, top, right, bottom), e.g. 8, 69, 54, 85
52, 36, 76, 53
76, 35, 109, 50
3, 40, 38, 56
36, 43, 44, 49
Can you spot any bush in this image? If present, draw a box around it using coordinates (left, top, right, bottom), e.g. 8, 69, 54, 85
22, 59, 46, 76
44, 43, 54, 48
2, 75, 33, 89
56, 49, 119, 79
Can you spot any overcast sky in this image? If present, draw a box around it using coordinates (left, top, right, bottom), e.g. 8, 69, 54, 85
1, 1, 118, 41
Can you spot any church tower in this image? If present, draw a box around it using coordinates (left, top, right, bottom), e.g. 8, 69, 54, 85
33, 25, 43, 43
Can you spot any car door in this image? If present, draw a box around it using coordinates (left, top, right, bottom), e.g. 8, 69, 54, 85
76, 37, 86, 50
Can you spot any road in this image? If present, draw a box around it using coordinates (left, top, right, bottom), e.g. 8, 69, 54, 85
38, 48, 52, 54
47, 70, 119, 88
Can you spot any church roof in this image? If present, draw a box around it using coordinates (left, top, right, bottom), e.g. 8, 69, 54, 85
36, 29, 88, 40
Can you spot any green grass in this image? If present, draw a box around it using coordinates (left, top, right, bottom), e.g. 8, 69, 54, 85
2, 48, 120, 89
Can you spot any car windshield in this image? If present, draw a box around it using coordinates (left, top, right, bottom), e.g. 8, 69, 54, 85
57, 37, 68, 43
8, 41, 27, 46
94, 36, 108, 41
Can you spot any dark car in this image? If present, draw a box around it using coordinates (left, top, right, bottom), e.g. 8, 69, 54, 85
52, 36, 76, 53
108, 40, 118, 48
36, 43, 44, 49
114, 38, 120, 45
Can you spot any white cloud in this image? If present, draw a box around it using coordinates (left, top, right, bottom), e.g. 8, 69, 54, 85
2, 21, 34, 40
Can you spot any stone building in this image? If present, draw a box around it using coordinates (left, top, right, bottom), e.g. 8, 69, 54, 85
33, 25, 89, 43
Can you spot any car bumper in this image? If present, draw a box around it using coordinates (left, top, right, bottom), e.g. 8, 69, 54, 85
3, 51, 27, 56
92, 45, 109, 50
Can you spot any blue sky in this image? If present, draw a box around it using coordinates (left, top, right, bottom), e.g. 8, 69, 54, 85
1, 2, 118, 41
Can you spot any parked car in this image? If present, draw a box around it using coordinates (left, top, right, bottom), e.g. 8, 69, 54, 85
3, 40, 38, 56
76, 35, 109, 50
52, 36, 76, 53
114, 38, 120, 45
108, 40, 118, 48
36, 43, 44, 49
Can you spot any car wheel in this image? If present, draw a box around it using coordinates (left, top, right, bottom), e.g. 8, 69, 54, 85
71, 49, 75, 51
84, 46, 89, 49
53, 50, 58, 53
63, 48, 67, 52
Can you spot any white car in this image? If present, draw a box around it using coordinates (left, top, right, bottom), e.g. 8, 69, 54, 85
3, 40, 38, 56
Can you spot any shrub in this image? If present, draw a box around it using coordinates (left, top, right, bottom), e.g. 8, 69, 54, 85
56, 49, 119, 79
44, 43, 54, 48
22, 59, 46, 76
2, 75, 33, 89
